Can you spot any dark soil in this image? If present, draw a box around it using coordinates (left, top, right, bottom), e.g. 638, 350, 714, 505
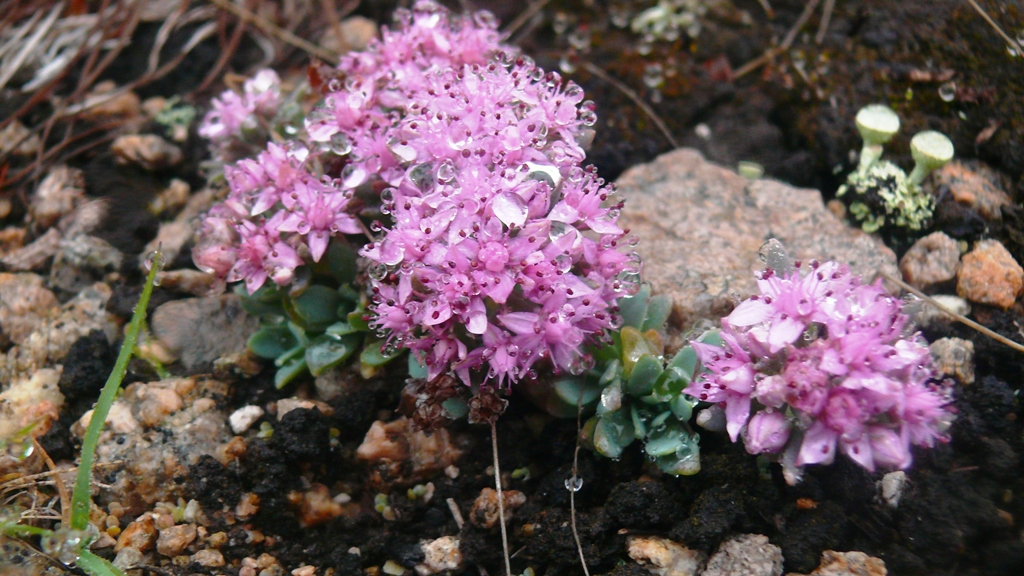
6, 1, 1024, 575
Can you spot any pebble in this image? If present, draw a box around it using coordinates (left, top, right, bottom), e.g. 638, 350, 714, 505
192, 549, 226, 567
899, 232, 960, 290
116, 514, 157, 552
112, 547, 145, 570
292, 567, 317, 576
1, 201, 106, 272
906, 294, 970, 329
277, 398, 334, 420
626, 535, 704, 576
0, 368, 63, 440
696, 405, 728, 433
76, 401, 139, 435
111, 134, 182, 170
356, 417, 463, 488
319, 16, 378, 54
795, 550, 887, 576
140, 187, 217, 272
29, 166, 85, 229
230, 405, 265, 434
956, 239, 1024, 309
80, 81, 141, 120
617, 149, 899, 335
235, 492, 260, 520
878, 471, 908, 508
150, 295, 261, 371
930, 160, 1012, 222
0, 282, 116, 384
469, 487, 527, 529
148, 178, 191, 215
289, 483, 344, 527
416, 536, 462, 575
0, 120, 42, 157
49, 234, 123, 294
929, 337, 975, 385
703, 534, 783, 576
156, 523, 197, 557
0, 273, 58, 348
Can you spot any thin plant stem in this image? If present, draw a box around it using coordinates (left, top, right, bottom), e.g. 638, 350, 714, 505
879, 271, 1024, 354
965, 0, 1023, 55
490, 420, 512, 576
581, 61, 679, 149
569, 389, 591, 576
69, 251, 162, 531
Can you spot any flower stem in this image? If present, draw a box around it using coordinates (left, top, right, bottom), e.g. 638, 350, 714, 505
491, 420, 512, 576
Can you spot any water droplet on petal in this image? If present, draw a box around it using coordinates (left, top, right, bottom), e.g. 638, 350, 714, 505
938, 81, 956, 102
437, 159, 456, 183
492, 192, 528, 228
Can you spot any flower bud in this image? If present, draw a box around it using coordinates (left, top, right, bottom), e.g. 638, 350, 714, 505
743, 410, 791, 455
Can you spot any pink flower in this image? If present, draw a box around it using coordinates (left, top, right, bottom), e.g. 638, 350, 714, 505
689, 258, 954, 476
278, 181, 361, 261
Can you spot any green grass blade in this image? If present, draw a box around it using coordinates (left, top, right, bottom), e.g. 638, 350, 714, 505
70, 253, 162, 531
77, 549, 126, 576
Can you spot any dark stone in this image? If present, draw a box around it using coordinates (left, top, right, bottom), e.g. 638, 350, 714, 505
58, 329, 117, 402
274, 407, 331, 463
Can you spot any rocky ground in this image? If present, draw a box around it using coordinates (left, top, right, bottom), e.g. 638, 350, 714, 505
1, 1, 1023, 576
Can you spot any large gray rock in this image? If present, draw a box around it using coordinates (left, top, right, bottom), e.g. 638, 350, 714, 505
151, 294, 259, 371
616, 149, 899, 332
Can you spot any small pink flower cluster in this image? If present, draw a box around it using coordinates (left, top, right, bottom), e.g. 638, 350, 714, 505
194, 1, 637, 388
318, 2, 635, 387
199, 69, 282, 160
685, 260, 954, 473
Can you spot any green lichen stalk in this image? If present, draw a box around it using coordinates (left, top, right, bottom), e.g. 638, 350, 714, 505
838, 104, 954, 233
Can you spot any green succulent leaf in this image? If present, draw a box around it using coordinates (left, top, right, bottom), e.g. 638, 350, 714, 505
626, 354, 663, 396
620, 327, 657, 377
346, 310, 371, 331
360, 339, 401, 367
442, 398, 469, 419
655, 432, 701, 475
645, 426, 686, 458
599, 359, 623, 386
275, 356, 308, 388
592, 410, 635, 459
554, 378, 602, 407
305, 334, 360, 376
618, 284, 651, 329
408, 354, 428, 379
596, 379, 624, 416
287, 285, 342, 332
248, 325, 298, 359
325, 321, 363, 337
641, 294, 672, 332
670, 395, 695, 421
238, 284, 285, 316
631, 404, 646, 440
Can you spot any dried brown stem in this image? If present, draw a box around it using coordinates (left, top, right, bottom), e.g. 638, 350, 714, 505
581, 61, 680, 149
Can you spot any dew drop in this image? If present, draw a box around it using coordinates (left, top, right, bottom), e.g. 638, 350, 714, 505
938, 81, 956, 102
436, 159, 456, 183
564, 475, 583, 492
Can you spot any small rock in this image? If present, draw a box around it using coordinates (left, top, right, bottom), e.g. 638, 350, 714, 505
929, 337, 975, 385
140, 187, 217, 273
292, 567, 317, 576
235, 492, 260, 520
192, 549, 226, 568
151, 295, 260, 371
0, 282, 116, 384
116, 514, 157, 552
112, 547, 145, 570
230, 405, 265, 434
277, 398, 334, 420
356, 417, 463, 488
153, 269, 219, 296
49, 235, 123, 294
80, 81, 141, 120
289, 483, 344, 527
0, 120, 42, 157
30, 166, 86, 229
930, 160, 1012, 222
796, 550, 887, 576
878, 471, 907, 508
148, 178, 191, 215
469, 488, 526, 529
156, 523, 197, 557
1, 201, 106, 272
0, 368, 63, 440
956, 240, 1024, 309
135, 384, 184, 427
696, 405, 727, 433
111, 134, 182, 170
76, 402, 139, 435
0, 226, 26, 257
906, 294, 970, 329
899, 232, 960, 290
617, 149, 899, 334
416, 536, 462, 575
626, 535, 704, 576
703, 534, 783, 576
0, 273, 59, 348
319, 16, 378, 54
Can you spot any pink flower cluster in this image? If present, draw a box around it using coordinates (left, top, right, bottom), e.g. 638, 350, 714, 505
199, 69, 282, 160
685, 260, 954, 473
308, 2, 636, 387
